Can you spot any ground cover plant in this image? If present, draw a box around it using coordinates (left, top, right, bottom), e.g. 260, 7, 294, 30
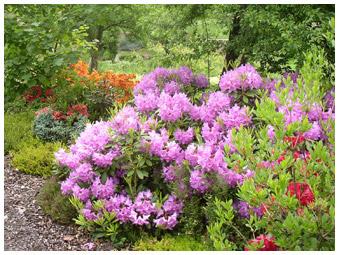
55, 50, 334, 250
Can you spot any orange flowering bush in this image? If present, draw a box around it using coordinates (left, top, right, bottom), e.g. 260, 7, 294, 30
53, 60, 138, 120
68, 60, 137, 103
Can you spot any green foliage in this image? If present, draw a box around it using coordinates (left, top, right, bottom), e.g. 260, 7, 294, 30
227, 5, 334, 74
4, 111, 35, 154
111, 129, 164, 199
84, 86, 117, 121
178, 195, 206, 235
37, 177, 77, 224
33, 112, 88, 143
133, 234, 210, 251
52, 80, 88, 112
12, 139, 63, 176
206, 198, 238, 250
72, 5, 139, 70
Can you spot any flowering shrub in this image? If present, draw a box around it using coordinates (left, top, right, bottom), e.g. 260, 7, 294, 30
61, 60, 138, 120
68, 60, 137, 103
23, 85, 54, 103
244, 234, 278, 251
33, 105, 88, 143
55, 61, 334, 250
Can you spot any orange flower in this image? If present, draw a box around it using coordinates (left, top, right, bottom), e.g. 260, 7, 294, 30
68, 60, 137, 103
71, 60, 89, 77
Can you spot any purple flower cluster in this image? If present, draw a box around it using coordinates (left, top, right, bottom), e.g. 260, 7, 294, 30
158, 92, 191, 122
135, 92, 158, 113
174, 127, 194, 145
278, 102, 305, 126
324, 88, 335, 110
112, 106, 140, 134
56, 121, 118, 173
133, 66, 209, 110
268, 85, 334, 141
267, 125, 275, 142
219, 64, 263, 92
218, 105, 252, 129
199, 92, 231, 124
233, 200, 264, 219
154, 195, 183, 229
106, 191, 182, 229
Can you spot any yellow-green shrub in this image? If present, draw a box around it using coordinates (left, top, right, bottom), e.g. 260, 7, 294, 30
4, 111, 35, 154
12, 139, 64, 176
133, 234, 210, 251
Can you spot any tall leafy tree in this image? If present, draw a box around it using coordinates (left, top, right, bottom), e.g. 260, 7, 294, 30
72, 5, 139, 70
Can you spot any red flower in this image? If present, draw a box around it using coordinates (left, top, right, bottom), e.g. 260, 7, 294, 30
45, 88, 54, 97
24, 94, 35, 103
260, 204, 268, 215
284, 135, 305, 147
287, 182, 315, 206
67, 104, 89, 117
52, 111, 67, 121
30, 85, 43, 98
40, 98, 47, 103
277, 155, 285, 164
293, 151, 301, 160
244, 234, 278, 251
23, 85, 44, 103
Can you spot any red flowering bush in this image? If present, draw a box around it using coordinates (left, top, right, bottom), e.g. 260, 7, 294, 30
205, 54, 334, 251
67, 104, 89, 117
52, 111, 67, 121
23, 85, 55, 103
286, 182, 315, 206
244, 235, 279, 251
284, 135, 305, 148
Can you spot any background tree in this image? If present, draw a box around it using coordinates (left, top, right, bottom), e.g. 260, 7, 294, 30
72, 5, 139, 71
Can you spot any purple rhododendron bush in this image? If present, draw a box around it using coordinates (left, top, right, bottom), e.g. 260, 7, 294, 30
55, 54, 334, 250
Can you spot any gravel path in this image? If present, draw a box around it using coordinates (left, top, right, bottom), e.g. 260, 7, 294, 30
4, 156, 114, 251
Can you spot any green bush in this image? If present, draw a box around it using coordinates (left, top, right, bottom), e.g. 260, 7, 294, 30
133, 234, 210, 251
33, 112, 88, 143
4, 111, 35, 154
37, 177, 77, 224
11, 139, 64, 176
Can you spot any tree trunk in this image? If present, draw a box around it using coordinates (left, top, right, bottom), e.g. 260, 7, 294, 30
90, 26, 104, 71
221, 5, 247, 76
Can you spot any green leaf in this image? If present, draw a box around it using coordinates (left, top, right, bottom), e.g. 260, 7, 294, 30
243, 95, 249, 104
127, 170, 134, 177
136, 169, 144, 179
101, 172, 108, 183
53, 58, 64, 66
